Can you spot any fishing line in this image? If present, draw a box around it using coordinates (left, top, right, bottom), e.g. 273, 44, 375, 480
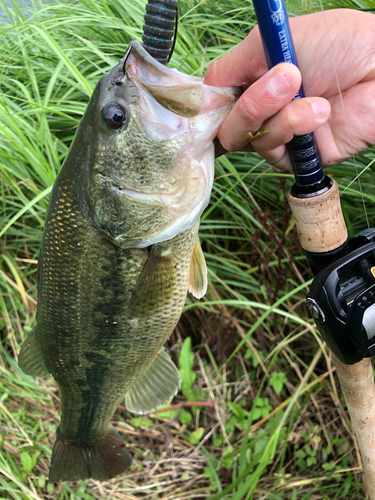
318, 0, 372, 232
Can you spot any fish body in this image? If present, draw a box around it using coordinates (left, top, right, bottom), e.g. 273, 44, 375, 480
18, 42, 237, 482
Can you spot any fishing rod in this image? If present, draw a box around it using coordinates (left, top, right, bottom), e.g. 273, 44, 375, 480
252, 0, 375, 496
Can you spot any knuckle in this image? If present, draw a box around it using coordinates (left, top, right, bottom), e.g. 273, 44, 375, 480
218, 134, 236, 152
238, 92, 264, 124
283, 103, 299, 130
267, 148, 291, 171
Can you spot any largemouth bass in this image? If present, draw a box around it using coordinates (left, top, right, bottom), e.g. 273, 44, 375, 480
18, 41, 237, 483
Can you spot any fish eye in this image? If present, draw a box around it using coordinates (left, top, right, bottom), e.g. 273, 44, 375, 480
103, 103, 126, 130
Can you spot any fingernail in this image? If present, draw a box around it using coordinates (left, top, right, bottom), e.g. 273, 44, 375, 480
311, 100, 329, 120
269, 71, 291, 96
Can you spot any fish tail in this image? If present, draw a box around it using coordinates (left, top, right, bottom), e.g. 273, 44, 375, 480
48, 425, 132, 483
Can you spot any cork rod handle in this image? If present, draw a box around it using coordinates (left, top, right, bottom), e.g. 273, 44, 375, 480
333, 355, 375, 496
287, 180, 347, 254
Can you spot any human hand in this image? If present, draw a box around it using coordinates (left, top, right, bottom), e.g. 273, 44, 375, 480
204, 9, 375, 171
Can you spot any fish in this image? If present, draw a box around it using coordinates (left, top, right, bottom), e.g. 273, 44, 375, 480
18, 41, 238, 483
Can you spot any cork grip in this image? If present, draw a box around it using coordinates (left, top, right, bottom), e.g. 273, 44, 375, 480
333, 355, 375, 499
287, 180, 348, 253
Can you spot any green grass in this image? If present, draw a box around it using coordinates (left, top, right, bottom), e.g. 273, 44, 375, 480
1, 0, 375, 498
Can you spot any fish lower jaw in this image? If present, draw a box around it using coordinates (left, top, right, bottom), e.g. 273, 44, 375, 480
117, 184, 188, 210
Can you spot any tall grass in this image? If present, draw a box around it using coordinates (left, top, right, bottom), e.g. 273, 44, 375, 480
1, 0, 375, 498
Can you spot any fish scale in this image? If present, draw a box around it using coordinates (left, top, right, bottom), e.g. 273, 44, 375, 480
18, 41, 238, 482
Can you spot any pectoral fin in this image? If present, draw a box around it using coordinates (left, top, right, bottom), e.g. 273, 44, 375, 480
125, 348, 181, 414
129, 246, 176, 317
188, 239, 207, 299
18, 327, 49, 378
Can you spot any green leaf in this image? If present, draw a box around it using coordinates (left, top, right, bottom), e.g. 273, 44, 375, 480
130, 417, 154, 428
322, 462, 335, 471
179, 408, 192, 424
179, 337, 196, 398
222, 447, 234, 469
204, 465, 213, 479
38, 476, 46, 488
225, 417, 236, 436
269, 371, 287, 395
189, 427, 205, 445
306, 457, 317, 467
245, 348, 264, 367
254, 437, 268, 456
47, 483, 55, 494
227, 402, 249, 423
251, 397, 272, 420
155, 408, 179, 419
20, 451, 33, 472
213, 435, 223, 447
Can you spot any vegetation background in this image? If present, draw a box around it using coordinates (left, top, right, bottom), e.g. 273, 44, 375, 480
1, 0, 375, 498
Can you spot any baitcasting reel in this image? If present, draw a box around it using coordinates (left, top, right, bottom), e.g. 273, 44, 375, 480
306, 228, 375, 365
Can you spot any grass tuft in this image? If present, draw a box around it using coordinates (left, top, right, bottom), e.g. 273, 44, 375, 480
1, 0, 375, 498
